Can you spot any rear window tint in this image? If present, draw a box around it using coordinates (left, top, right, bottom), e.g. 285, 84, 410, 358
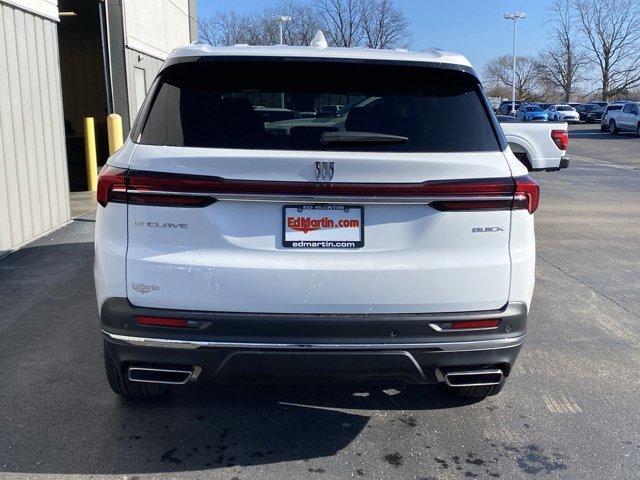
137, 60, 501, 152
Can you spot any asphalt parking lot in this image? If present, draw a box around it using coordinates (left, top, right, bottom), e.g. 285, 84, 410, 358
1, 124, 639, 479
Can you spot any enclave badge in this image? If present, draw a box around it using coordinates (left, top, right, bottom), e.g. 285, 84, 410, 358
315, 161, 335, 182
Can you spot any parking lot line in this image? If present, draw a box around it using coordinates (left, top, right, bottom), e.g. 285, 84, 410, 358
570, 155, 640, 171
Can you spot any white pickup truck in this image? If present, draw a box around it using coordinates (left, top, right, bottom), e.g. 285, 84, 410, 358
605, 102, 640, 136
497, 115, 570, 171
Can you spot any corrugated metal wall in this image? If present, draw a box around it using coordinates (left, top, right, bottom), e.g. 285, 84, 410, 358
0, 2, 70, 253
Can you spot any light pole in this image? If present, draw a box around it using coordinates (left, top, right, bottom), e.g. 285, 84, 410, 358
503, 12, 526, 115
275, 15, 292, 45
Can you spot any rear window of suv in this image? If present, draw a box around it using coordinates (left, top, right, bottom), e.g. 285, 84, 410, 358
136, 59, 502, 152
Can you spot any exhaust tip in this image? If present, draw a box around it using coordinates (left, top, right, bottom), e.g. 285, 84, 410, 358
128, 366, 194, 385
443, 369, 504, 388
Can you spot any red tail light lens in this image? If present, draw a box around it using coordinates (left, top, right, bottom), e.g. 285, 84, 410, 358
96, 169, 539, 214
136, 316, 194, 328
513, 175, 540, 214
551, 129, 569, 150
96, 167, 216, 207
452, 319, 499, 330
96, 165, 127, 207
125, 170, 218, 207
422, 177, 516, 212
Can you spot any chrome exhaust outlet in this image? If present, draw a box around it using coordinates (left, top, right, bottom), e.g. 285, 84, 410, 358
442, 369, 504, 388
128, 366, 194, 385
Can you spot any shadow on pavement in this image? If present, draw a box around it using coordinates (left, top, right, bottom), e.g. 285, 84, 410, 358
0, 239, 477, 475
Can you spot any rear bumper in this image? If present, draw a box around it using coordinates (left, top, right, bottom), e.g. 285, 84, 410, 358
101, 298, 526, 384
531, 156, 569, 172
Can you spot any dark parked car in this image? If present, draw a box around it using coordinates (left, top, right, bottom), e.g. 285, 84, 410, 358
575, 104, 604, 123
497, 100, 523, 116
588, 101, 608, 109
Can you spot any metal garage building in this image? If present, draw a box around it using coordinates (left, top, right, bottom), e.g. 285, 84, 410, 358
0, 0, 196, 254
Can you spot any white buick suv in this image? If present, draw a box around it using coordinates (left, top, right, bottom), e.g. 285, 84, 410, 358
95, 42, 537, 399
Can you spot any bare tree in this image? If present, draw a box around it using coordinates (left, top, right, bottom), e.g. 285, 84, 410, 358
574, 0, 640, 100
199, 0, 411, 49
361, 0, 410, 49
198, 11, 252, 46
314, 0, 365, 47
536, 0, 587, 102
262, 1, 322, 45
484, 55, 541, 101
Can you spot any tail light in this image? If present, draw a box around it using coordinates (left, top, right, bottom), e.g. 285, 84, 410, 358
96, 167, 216, 208
551, 129, 569, 150
513, 175, 540, 214
96, 165, 127, 207
97, 168, 539, 214
430, 176, 539, 214
411, 177, 517, 212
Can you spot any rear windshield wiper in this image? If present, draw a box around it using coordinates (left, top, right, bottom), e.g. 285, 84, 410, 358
320, 131, 409, 146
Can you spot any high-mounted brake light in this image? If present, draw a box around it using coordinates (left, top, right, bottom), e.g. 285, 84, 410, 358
551, 129, 569, 151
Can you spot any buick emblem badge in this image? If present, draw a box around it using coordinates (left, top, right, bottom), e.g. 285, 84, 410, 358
315, 161, 335, 182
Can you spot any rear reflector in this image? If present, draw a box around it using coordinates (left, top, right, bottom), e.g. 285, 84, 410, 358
551, 129, 569, 151
452, 319, 500, 330
136, 316, 191, 328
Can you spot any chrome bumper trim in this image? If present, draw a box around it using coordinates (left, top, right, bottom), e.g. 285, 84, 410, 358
102, 330, 525, 352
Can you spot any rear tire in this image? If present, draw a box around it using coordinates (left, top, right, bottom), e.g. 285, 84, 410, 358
636, 123, 640, 138
444, 381, 505, 399
103, 341, 167, 397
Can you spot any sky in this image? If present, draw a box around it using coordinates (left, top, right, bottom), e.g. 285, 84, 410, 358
196, 0, 555, 75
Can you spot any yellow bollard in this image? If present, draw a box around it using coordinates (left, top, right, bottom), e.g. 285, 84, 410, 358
83, 117, 98, 192
107, 113, 124, 155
